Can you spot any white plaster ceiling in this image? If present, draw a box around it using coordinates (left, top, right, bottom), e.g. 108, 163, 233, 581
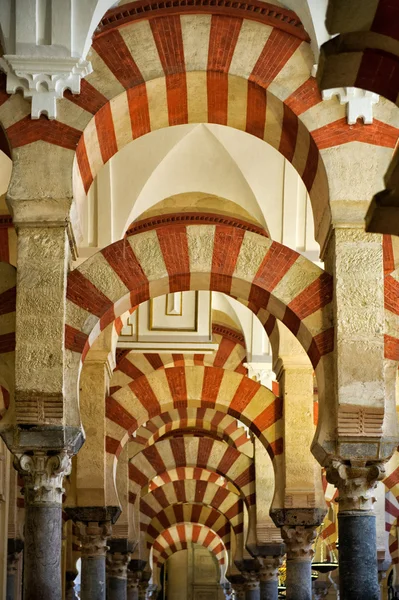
80, 123, 320, 262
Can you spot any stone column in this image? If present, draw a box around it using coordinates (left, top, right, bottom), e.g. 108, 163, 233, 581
326, 461, 385, 600
243, 573, 260, 600
138, 580, 148, 600
127, 570, 141, 600
6, 548, 22, 600
313, 579, 329, 600
106, 540, 132, 600
14, 451, 71, 600
280, 524, 316, 600
77, 520, 111, 600
259, 556, 283, 600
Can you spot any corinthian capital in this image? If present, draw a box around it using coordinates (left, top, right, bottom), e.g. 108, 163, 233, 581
77, 521, 111, 558
259, 555, 283, 581
107, 552, 131, 579
281, 525, 316, 561
128, 569, 142, 590
326, 460, 385, 512
242, 571, 260, 590
14, 451, 72, 504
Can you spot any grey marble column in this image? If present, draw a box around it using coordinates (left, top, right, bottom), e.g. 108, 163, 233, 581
138, 581, 149, 600
244, 578, 260, 600
106, 540, 132, 600
259, 556, 283, 600
6, 551, 21, 600
327, 461, 384, 600
281, 525, 317, 600
127, 571, 140, 600
14, 451, 71, 600
77, 521, 111, 600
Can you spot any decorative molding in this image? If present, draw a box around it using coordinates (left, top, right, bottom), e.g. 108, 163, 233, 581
98, 0, 309, 41
325, 460, 385, 512
77, 521, 112, 558
337, 404, 384, 437
0, 55, 92, 120
15, 392, 64, 425
0, 215, 13, 228
281, 525, 317, 561
14, 451, 72, 505
322, 87, 379, 125
212, 324, 245, 347
125, 212, 268, 238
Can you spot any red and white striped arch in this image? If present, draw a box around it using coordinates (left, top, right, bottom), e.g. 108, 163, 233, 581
128, 437, 255, 507
0, 263, 16, 409
66, 12, 330, 223
105, 366, 281, 491
140, 481, 243, 559
140, 480, 243, 533
152, 522, 226, 566
145, 504, 232, 552
129, 407, 253, 457
151, 523, 227, 586
66, 223, 333, 415
149, 467, 230, 492
111, 323, 248, 393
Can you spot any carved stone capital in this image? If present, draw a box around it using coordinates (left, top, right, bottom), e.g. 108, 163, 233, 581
107, 551, 131, 580
242, 570, 260, 590
14, 451, 72, 505
231, 584, 246, 600
76, 521, 112, 558
138, 581, 149, 600
127, 569, 141, 590
281, 525, 317, 561
325, 460, 385, 512
259, 555, 283, 581
7, 552, 20, 576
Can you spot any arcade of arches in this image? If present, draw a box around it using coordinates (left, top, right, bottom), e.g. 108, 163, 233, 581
1, 1, 399, 600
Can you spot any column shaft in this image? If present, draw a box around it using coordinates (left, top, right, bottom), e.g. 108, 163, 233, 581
245, 586, 260, 600
260, 580, 278, 600
286, 559, 311, 600
327, 462, 385, 600
127, 584, 139, 600
76, 520, 111, 600
24, 504, 62, 599
108, 576, 127, 600
6, 573, 15, 600
338, 513, 379, 600
81, 555, 106, 600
